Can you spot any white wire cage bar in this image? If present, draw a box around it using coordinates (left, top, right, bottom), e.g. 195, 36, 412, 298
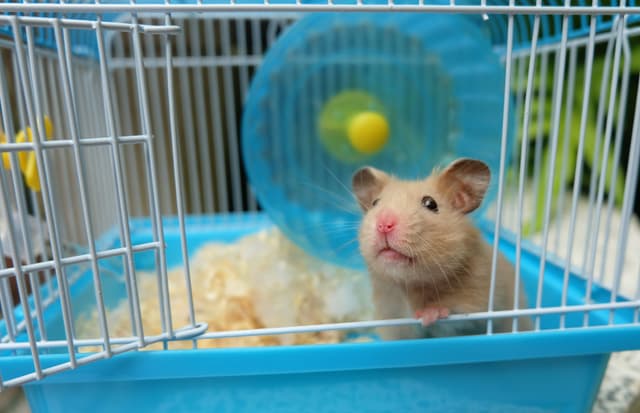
0, 2, 639, 15
0, 1, 637, 392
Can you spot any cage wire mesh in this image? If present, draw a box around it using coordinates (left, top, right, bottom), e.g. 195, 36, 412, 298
0, 0, 637, 399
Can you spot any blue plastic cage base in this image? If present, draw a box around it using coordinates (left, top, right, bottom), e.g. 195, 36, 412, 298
0, 212, 639, 413
21, 350, 613, 413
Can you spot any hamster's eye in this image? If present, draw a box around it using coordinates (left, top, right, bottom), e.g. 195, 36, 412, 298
372, 198, 380, 207
421, 196, 438, 212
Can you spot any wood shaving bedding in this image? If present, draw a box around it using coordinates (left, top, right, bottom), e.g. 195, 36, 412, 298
76, 228, 374, 350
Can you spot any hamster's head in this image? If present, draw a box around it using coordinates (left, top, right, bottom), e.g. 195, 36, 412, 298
351, 158, 490, 284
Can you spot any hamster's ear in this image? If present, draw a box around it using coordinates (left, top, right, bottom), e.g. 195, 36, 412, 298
437, 158, 490, 214
351, 167, 390, 211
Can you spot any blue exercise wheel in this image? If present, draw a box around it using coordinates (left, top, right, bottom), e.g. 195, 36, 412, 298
242, 12, 512, 269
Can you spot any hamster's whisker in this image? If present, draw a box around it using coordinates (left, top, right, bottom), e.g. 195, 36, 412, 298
414, 232, 451, 290
334, 237, 359, 253
301, 221, 361, 234
315, 222, 361, 231
299, 180, 361, 214
430, 271, 442, 306
309, 220, 361, 227
320, 227, 360, 236
323, 164, 357, 199
301, 180, 354, 202
406, 242, 418, 268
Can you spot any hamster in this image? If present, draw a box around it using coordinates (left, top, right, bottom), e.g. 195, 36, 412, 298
351, 157, 532, 340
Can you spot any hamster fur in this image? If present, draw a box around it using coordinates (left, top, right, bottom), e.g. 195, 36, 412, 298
351, 158, 532, 340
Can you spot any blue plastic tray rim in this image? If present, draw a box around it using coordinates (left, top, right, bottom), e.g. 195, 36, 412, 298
0, 324, 636, 386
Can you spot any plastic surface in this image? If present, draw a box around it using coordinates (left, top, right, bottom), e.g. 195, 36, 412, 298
242, 12, 511, 269
0, 213, 638, 413
22, 353, 610, 413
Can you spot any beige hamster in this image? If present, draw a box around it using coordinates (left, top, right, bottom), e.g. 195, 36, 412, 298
351, 157, 532, 340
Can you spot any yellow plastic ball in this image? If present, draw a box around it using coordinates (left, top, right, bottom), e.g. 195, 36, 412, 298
347, 111, 389, 155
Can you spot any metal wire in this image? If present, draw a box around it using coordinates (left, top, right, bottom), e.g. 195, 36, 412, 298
534, 7, 570, 331
514, 13, 540, 332
10, 16, 76, 371
220, 19, 244, 212
0, 3, 639, 14
580, 29, 614, 287
487, 7, 514, 335
52, 18, 112, 356
583, 16, 625, 326
531, 50, 547, 232
560, 2, 598, 329
142, 17, 173, 215
112, 35, 144, 217
598, 33, 631, 287
552, 45, 576, 255
22, 16, 51, 345
131, 13, 174, 340
175, 18, 201, 214
95, 16, 144, 343
164, 11, 198, 346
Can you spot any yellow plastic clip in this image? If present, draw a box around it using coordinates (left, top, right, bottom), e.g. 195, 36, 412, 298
0, 116, 54, 192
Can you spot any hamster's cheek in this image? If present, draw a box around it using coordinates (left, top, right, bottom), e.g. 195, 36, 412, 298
361, 217, 376, 238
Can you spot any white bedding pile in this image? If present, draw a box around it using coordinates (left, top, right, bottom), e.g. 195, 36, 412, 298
76, 228, 374, 350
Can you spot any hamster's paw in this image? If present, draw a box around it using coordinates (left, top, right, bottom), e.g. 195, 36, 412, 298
415, 307, 450, 327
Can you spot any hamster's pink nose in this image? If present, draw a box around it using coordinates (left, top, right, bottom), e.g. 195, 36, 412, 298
376, 212, 397, 234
